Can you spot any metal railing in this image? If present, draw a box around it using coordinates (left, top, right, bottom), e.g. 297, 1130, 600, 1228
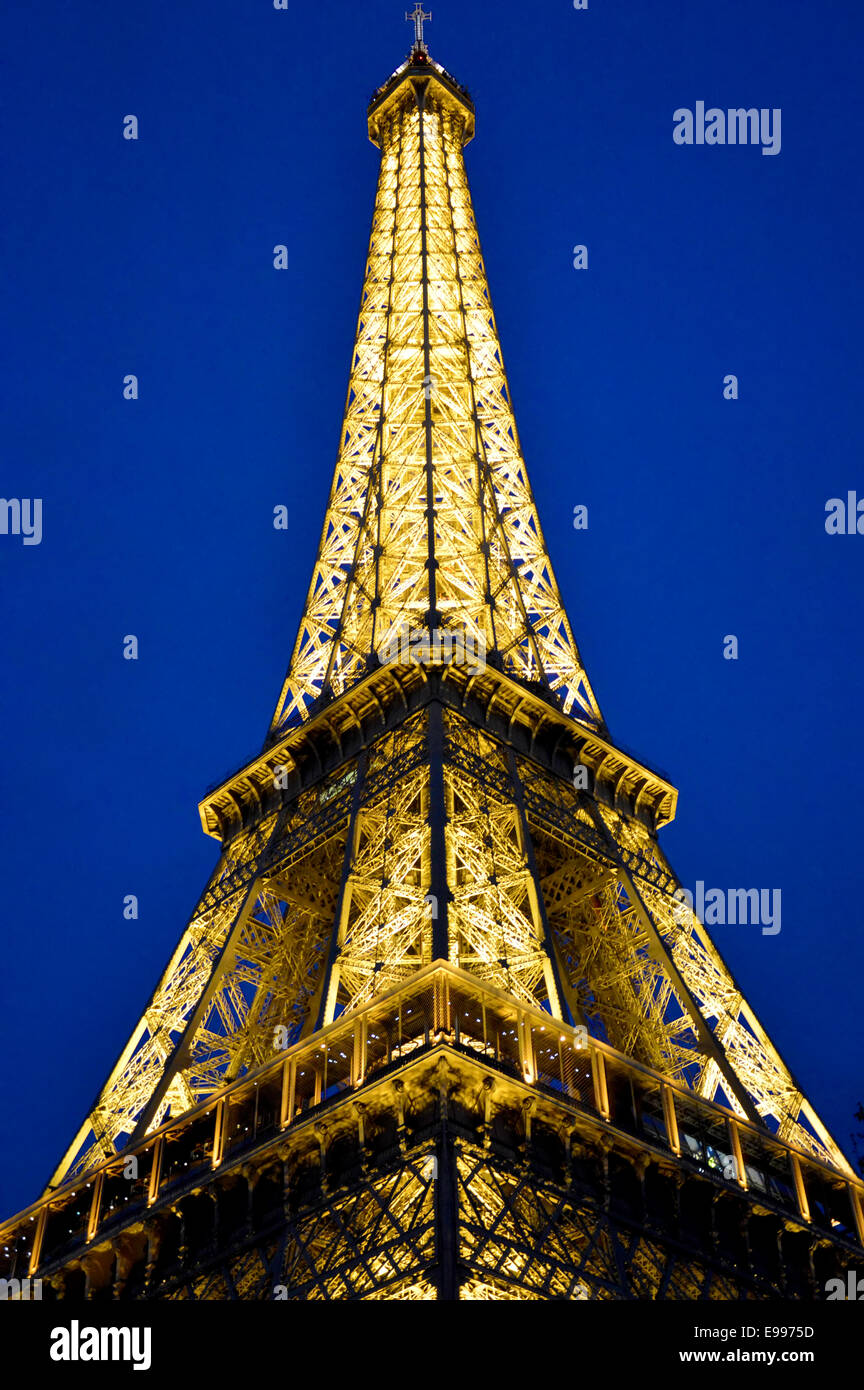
2, 961, 862, 1281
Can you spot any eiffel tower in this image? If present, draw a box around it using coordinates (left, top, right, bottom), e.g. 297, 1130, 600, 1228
2, 14, 862, 1303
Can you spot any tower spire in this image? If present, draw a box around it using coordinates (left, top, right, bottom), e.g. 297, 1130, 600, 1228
268, 50, 603, 739
406, 3, 431, 53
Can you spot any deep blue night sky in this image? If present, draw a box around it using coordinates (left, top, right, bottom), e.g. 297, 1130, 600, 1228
1, 0, 862, 1215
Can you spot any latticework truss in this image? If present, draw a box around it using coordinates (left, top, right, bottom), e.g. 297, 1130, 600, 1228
268, 56, 604, 737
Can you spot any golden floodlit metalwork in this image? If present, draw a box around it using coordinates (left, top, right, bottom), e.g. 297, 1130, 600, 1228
2, 27, 861, 1301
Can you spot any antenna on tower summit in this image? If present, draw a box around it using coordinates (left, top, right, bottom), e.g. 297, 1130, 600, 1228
406, 4, 431, 54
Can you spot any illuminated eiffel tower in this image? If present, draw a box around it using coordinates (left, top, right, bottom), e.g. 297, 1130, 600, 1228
3, 13, 862, 1302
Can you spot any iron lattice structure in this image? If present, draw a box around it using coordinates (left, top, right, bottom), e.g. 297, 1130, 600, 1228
2, 38, 862, 1303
